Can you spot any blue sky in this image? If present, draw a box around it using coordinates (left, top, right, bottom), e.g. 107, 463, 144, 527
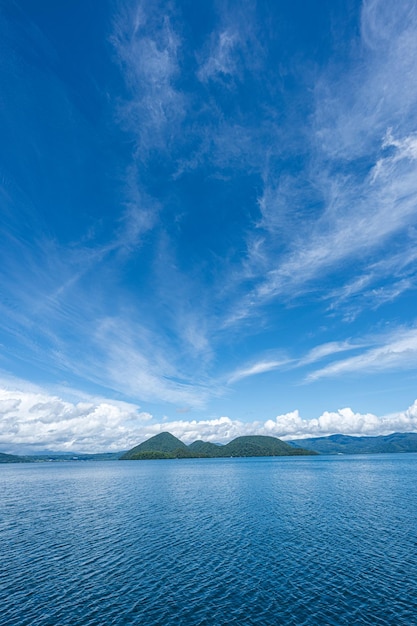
1, 0, 417, 452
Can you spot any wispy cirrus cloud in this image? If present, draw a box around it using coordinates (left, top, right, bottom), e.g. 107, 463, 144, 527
3, 0, 417, 427
0, 202, 213, 411
227, 357, 290, 384
245, 128, 417, 310
87, 317, 212, 407
197, 28, 241, 83
325, 242, 417, 320
225, 339, 368, 386
111, 0, 185, 155
307, 327, 417, 381
298, 341, 365, 366
232, 0, 417, 324
197, 0, 261, 85
316, 0, 417, 159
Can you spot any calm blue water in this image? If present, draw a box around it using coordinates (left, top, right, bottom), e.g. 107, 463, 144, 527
1, 454, 417, 625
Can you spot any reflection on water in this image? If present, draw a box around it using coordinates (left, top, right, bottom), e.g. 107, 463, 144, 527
1, 455, 417, 625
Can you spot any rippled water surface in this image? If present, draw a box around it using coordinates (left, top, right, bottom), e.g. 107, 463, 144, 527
2, 454, 417, 625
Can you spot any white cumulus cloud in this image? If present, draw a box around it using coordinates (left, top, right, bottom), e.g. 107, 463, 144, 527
1, 382, 417, 453
0, 387, 152, 454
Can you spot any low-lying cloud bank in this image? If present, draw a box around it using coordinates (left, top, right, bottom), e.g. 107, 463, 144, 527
1, 386, 417, 453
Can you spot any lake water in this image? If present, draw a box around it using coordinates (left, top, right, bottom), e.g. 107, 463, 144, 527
1, 454, 417, 625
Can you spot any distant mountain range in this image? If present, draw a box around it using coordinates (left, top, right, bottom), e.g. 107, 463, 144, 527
0, 451, 121, 463
0, 452, 31, 463
287, 432, 417, 455
2, 431, 417, 462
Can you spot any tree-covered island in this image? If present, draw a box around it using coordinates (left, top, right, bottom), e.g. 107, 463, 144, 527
120, 432, 316, 459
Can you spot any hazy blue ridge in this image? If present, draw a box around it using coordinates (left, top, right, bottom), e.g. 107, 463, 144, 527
288, 432, 417, 454
0, 452, 32, 463
27, 452, 123, 462
0, 452, 123, 463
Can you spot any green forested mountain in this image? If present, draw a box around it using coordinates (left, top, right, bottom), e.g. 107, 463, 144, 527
120, 432, 192, 460
288, 432, 417, 454
188, 440, 223, 456
121, 432, 315, 459
221, 435, 312, 457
